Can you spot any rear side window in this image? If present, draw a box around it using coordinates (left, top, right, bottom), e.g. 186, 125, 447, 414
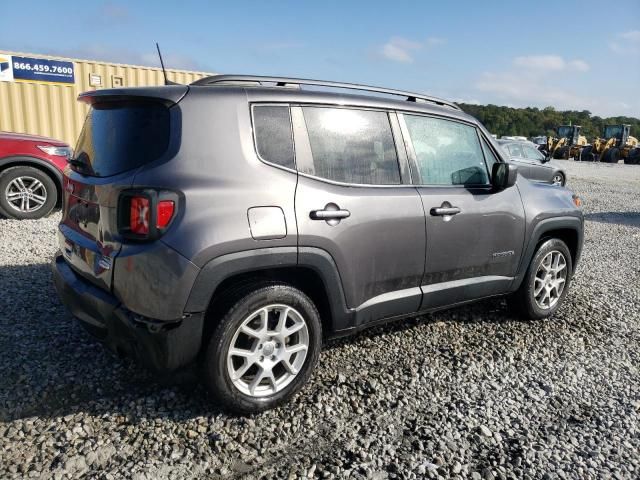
301, 107, 400, 185
403, 115, 489, 186
73, 101, 170, 177
507, 143, 525, 158
253, 105, 295, 169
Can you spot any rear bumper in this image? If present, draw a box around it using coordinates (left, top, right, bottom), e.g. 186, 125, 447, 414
51, 253, 204, 372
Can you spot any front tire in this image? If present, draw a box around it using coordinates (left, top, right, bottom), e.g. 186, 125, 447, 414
202, 283, 322, 414
554, 146, 569, 160
0, 166, 57, 220
509, 239, 573, 320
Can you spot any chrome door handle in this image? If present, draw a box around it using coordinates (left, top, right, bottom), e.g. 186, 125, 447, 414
430, 206, 461, 216
310, 209, 351, 220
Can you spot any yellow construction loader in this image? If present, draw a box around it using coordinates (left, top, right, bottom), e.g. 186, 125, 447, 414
548, 125, 588, 160
580, 125, 640, 164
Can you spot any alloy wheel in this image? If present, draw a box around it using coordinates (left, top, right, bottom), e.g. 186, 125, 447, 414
226, 304, 309, 397
552, 174, 564, 186
533, 250, 567, 309
4, 176, 48, 213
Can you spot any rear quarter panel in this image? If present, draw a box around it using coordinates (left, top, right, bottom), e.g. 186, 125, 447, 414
131, 87, 299, 268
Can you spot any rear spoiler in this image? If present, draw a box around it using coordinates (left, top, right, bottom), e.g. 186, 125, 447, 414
78, 85, 189, 106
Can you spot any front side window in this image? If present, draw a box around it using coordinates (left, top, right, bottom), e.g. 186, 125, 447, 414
523, 145, 544, 161
301, 107, 400, 185
557, 126, 574, 139
481, 138, 499, 175
253, 105, 295, 169
603, 125, 623, 139
403, 115, 489, 186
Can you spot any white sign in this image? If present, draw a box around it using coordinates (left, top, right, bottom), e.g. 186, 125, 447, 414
0, 54, 14, 82
89, 73, 102, 87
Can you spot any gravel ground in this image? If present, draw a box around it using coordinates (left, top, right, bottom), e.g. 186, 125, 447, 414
0, 161, 639, 479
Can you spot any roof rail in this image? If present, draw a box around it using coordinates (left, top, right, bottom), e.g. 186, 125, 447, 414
191, 74, 461, 110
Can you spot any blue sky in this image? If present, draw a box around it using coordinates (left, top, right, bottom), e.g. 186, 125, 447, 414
1, 0, 639, 117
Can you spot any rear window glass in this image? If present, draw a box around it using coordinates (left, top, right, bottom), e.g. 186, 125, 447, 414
73, 101, 170, 177
253, 105, 295, 169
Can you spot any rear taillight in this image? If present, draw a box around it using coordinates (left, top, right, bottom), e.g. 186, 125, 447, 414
130, 197, 151, 235
118, 190, 177, 241
156, 200, 175, 229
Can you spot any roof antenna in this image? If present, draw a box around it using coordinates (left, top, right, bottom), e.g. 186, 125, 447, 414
156, 42, 178, 85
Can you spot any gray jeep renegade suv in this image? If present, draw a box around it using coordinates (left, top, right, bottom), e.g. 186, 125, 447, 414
52, 75, 584, 413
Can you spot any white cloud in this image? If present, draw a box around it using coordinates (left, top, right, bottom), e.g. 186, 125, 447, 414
476, 71, 584, 107
378, 36, 446, 63
568, 59, 590, 72
472, 51, 617, 113
619, 30, 640, 41
609, 30, 640, 54
513, 55, 589, 72
380, 37, 422, 63
514, 55, 565, 70
258, 42, 306, 51
100, 2, 130, 22
426, 37, 446, 47
473, 67, 630, 116
43, 45, 210, 71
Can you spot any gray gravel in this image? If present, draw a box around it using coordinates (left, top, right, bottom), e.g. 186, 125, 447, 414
1, 160, 639, 479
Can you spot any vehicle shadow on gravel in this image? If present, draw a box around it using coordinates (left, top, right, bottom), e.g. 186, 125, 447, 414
0, 261, 528, 424
323, 298, 517, 352
0, 262, 229, 424
584, 211, 640, 228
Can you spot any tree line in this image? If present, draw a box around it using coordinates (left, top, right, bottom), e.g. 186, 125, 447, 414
458, 103, 640, 140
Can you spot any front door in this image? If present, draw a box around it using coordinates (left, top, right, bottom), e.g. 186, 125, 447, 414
522, 144, 553, 182
292, 106, 426, 325
399, 113, 526, 309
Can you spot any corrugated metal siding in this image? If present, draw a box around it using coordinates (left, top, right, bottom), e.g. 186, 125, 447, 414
0, 50, 214, 146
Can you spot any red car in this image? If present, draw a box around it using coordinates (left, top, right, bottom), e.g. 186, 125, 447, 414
0, 131, 72, 220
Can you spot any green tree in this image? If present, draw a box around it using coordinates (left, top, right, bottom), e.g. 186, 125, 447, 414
459, 104, 640, 140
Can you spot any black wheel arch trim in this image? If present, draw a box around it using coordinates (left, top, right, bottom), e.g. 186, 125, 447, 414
511, 215, 583, 290
184, 246, 353, 334
0, 155, 64, 205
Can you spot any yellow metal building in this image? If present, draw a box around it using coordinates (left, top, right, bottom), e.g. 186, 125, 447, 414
0, 50, 215, 146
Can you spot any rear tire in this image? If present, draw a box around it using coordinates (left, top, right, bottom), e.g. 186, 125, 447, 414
202, 283, 322, 414
603, 148, 620, 164
0, 166, 57, 220
624, 148, 640, 165
508, 239, 573, 320
580, 146, 595, 162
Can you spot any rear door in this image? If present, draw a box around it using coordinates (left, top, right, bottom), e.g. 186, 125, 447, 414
59, 93, 182, 291
293, 106, 425, 325
504, 143, 532, 178
399, 113, 526, 309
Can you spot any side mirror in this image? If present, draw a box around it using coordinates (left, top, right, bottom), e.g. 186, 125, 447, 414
541, 155, 551, 163
492, 163, 518, 190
